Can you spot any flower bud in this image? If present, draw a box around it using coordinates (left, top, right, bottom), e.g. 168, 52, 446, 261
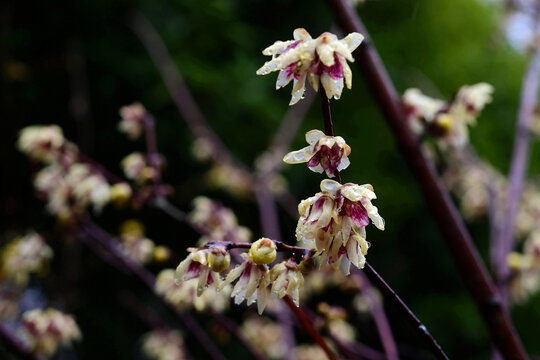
110, 182, 132, 207
207, 246, 231, 272
248, 238, 277, 265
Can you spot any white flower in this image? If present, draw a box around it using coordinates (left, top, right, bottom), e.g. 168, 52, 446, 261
257, 29, 364, 105
118, 102, 146, 140
283, 129, 351, 177
17, 125, 65, 163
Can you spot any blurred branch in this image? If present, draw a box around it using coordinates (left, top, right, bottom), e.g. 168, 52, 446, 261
326, 1, 528, 358
77, 220, 227, 360
358, 271, 399, 360
0, 322, 45, 360
494, 44, 540, 308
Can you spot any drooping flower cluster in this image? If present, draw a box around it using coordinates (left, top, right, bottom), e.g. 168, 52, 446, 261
403, 83, 494, 147
0, 233, 53, 286
141, 329, 187, 360
257, 28, 364, 105
118, 102, 146, 140
283, 129, 351, 177
296, 179, 384, 274
188, 196, 252, 244
18, 308, 81, 357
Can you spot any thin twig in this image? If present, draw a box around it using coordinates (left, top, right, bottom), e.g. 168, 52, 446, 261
283, 295, 339, 360
326, 1, 528, 358
494, 45, 540, 307
363, 263, 448, 360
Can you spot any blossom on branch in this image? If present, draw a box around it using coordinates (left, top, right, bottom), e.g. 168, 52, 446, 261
17, 125, 65, 163
256, 28, 364, 105
142, 329, 187, 360
283, 129, 351, 177
118, 102, 146, 140
296, 179, 384, 274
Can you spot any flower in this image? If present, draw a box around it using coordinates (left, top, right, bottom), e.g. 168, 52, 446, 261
109, 182, 132, 207
507, 230, 540, 302
257, 28, 364, 105
118, 102, 146, 140
155, 270, 230, 312
121, 152, 156, 183
248, 238, 277, 265
221, 253, 271, 314
19, 308, 81, 357
268, 258, 304, 306
402, 83, 494, 147
175, 247, 230, 296
296, 179, 384, 274
283, 129, 351, 177
142, 330, 187, 360
0, 233, 53, 286
17, 125, 65, 163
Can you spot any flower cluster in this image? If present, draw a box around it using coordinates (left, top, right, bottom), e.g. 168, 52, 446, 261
241, 316, 288, 359
18, 308, 81, 357
403, 83, 494, 147
296, 179, 384, 274
283, 129, 351, 177
141, 329, 187, 360
118, 102, 146, 140
155, 269, 231, 313
507, 230, 540, 302
17, 125, 65, 163
121, 152, 163, 185
188, 196, 251, 244
0, 233, 53, 286
257, 28, 364, 105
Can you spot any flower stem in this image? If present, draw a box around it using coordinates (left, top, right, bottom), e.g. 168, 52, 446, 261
283, 295, 339, 360
326, 0, 528, 358
319, 87, 342, 183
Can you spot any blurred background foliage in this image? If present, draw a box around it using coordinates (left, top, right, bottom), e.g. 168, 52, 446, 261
1, 0, 539, 358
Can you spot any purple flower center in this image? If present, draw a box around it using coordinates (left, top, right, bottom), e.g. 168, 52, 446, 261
307, 142, 344, 177
340, 200, 369, 228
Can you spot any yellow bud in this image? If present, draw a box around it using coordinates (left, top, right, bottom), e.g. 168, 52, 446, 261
153, 246, 171, 263
110, 183, 132, 207
435, 114, 453, 134
119, 220, 145, 238
207, 246, 231, 272
248, 238, 277, 265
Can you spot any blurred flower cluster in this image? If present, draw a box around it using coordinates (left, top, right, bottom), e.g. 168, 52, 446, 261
19, 308, 81, 356
141, 329, 187, 360
403, 83, 494, 147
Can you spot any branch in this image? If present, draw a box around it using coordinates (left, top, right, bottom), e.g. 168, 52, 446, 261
494, 45, 540, 307
0, 322, 45, 360
283, 295, 339, 360
326, 1, 528, 358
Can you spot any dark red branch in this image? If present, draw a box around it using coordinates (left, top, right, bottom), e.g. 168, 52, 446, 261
320, 87, 342, 183
283, 295, 339, 360
326, 1, 528, 358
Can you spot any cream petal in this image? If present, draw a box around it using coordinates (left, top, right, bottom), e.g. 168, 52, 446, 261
283, 146, 313, 164
317, 43, 335, 67
320, 179, 342, 195
257, 288, 270, 314
341, 32, 364, 53
337, 156, 350, 172
262, 40, 296, 56
309, 164, 324, 174
342, 59, 353, 89
308, 73, 319, 92
332, 41, 354, 62
276, 69, 294, 89
346, 237, 360, 268
305, 129, 325, 145
320, 72, 339, 100
361, 199, 385, 230
197, 267, 210, 296
289, 73, 307, 105
256, 58, 281, 75
294, 28, 312, 41
222, 262, 246, 289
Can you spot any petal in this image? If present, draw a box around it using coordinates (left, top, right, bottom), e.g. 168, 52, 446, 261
256, 58, 281, 75
317, 43, 335, 67
341, 32, 364, 53
276, 69, 294, 89
305, 130, 325, 145
308, 73, 319, 92
257, 287, 270, 314
320, 179, 342, 195
337, 156, 350, 171
342, 59, 353, 89
308, 163, 324, 174
262, 40, 297, 56
289, 73, 307, 105
294, 28, 312, 41
283, 146, 313, 164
